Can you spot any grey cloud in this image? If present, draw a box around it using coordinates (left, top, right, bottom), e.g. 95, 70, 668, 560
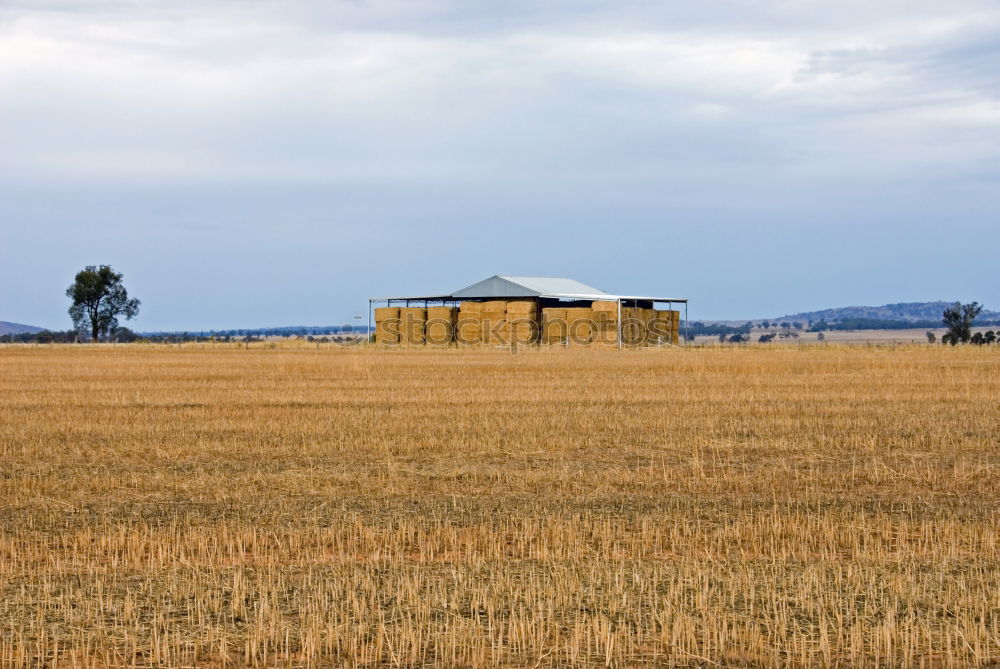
1, 1, 998, 329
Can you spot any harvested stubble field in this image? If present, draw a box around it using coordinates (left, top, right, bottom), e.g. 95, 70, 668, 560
0, 344, 998, 668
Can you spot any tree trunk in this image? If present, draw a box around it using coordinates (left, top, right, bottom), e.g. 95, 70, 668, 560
91, 318, 100, 343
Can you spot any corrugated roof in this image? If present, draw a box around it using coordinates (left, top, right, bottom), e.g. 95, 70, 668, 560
451, 275, 607, 298
370, 275, 687, 303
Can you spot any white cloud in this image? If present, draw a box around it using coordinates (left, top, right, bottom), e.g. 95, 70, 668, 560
1, 0, 998, 186
2, 1, 999, 327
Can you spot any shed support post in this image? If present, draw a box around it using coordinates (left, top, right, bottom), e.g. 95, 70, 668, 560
684, 302, 689, 346
666, 300, 671, 345
368, 300, 372, 344
617, 299, 622, 349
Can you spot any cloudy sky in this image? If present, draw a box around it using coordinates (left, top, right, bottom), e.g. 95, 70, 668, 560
2, 1, 998, 330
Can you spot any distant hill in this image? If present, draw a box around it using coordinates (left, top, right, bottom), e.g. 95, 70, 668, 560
773, 302, 1000, 324
0, 321, 46, 335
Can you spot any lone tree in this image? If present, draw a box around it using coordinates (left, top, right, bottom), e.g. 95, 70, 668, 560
941, 302, 982, 345
66, 265, 141, 342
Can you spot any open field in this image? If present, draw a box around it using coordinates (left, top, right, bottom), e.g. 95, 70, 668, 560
1, 344, 998, 667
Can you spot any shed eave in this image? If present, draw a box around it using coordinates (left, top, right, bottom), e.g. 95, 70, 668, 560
370, 293, 688, 303
540, 293, 688, 303
369, 295, 457, 302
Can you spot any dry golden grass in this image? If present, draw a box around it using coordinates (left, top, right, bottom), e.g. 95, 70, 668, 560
0, 343, 997, 667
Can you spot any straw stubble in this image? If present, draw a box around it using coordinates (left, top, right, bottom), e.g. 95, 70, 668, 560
1, 345, 997, 667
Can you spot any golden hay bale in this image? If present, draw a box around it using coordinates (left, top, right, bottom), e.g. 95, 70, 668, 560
505, 300, 536, 315
394, 308, 426, 345
398, 307, 427, 321
591, 300, 618, 313
594, 317, 618, 332
479, 310, 507, 345
402, 333, 425, 346
460, 301, 484, 314
541, 308, 568, 343
543, 330, 566, 344
654, 309, 677, 322
618, 308, 645, 346
592, 324, 619, 345
648, 314, 672, 343
424, 308, 456, 345
455, 319, 482, 345
505, 312, 538, 345
642, 309, 658, 344
374, 321, 400, 345
618, 306, 640, 320
480, 319, 510, 345
427, 306, 457, 321
509, 321, 539, 345
400, 323, 425, 345
482, 300, 507, 313
374, 307, 403, 346
564, 308, 594, 345
425, 321, 454, 346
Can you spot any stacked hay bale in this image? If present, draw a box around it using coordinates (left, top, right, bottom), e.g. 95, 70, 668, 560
619, 305, 645, 346
398, 307, 427, 346
652, 309, 682, 344
565, 307, 594, 346
457, 302, 483, 345
375, 300, 679, 348
652, 310, 672, 344
374, 307, 400, 345
425, 306, 457, 346
643, 308, 658, 345
480, 300, 508, 345
505, 300, 538, 345
541, 308, 567, 345
591, 301, 619, 345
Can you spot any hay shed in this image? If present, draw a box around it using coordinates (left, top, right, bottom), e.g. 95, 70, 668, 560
368, 275, 688, 348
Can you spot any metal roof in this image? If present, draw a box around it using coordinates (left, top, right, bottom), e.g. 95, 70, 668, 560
451, 275, 607, 298
370, 275, 687, 303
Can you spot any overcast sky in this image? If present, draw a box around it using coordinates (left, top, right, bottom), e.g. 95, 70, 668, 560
2, 1, 998, 330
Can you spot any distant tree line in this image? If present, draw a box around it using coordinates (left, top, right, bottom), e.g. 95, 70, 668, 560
143, 326, 363, 338
758, 331, 802, 343
808, 318, 944, 331
0, 329, 363, 345
1, 330, 82, 344
685, 301, 997, 347
686, 321, 754, 337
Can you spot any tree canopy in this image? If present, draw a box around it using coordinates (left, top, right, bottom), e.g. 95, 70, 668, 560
66, 265, 141, 342
941, 302, 982, 345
